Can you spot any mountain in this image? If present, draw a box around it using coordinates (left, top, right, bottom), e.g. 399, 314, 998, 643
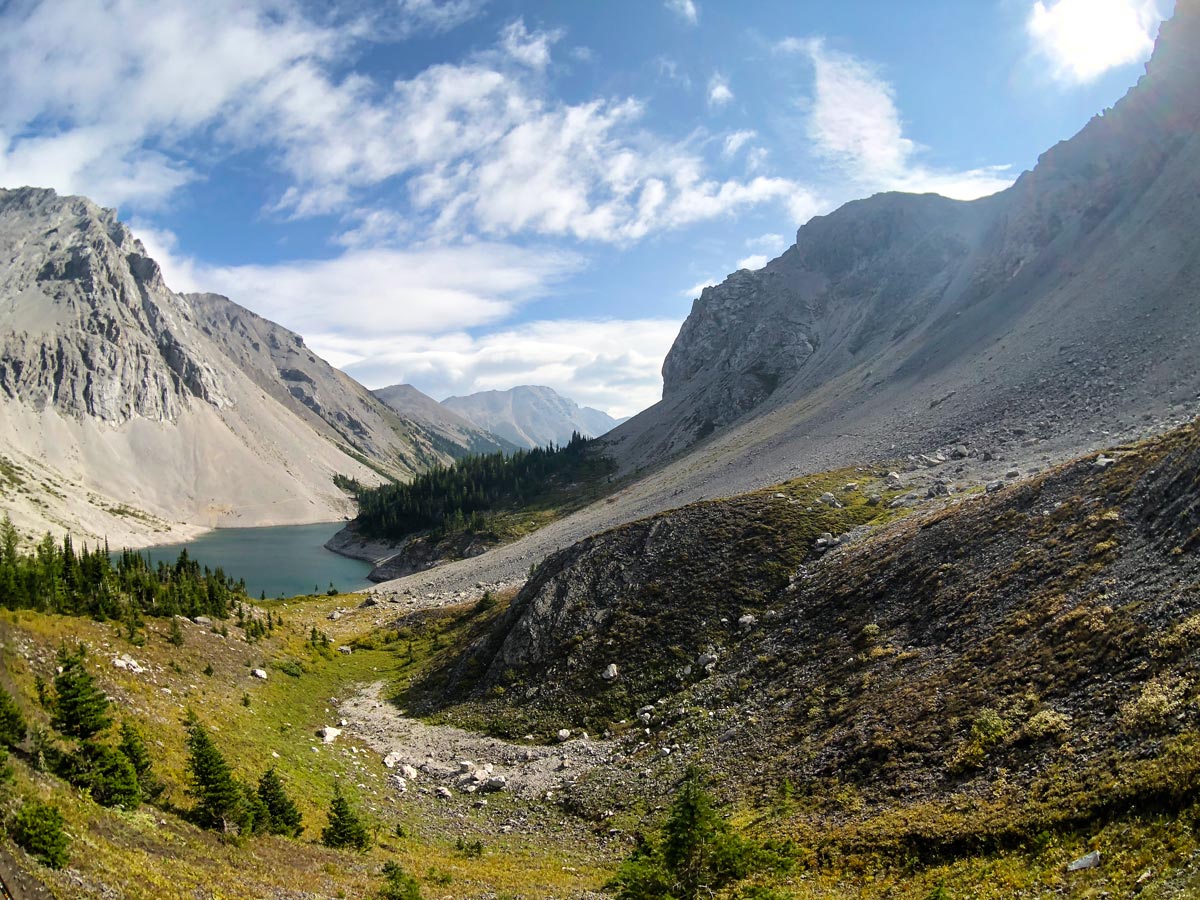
607, 1, 1200, 475
372, 383, 519, 457
364, 1, 1200, 621
0, 188, 469, 546
441, 385, 621, 450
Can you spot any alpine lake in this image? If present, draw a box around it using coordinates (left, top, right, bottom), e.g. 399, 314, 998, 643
118, 522, 374, 599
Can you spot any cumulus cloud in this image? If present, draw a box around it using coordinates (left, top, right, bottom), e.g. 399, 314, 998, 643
1027, 0, 1163, 84
708, 74, 734, 109
736, 254, 769, 270
790, 38, 1014, 200
135, 224, 582, 342
664, 0, 699, 25
501, 18, 562, 69
0, 0, 811, 244
334, 319, 682, 418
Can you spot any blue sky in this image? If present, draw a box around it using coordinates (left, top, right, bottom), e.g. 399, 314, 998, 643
0, 0, 1172, 416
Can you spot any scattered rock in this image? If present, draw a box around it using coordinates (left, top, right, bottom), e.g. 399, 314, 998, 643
337, 646, 353, 655
557, 729, 572, 742
251, 668, 268, 680
842, 482, 858, 492
112, 655, 145, 674
818, 492, 842, 508
950, 445, 969, 459
192, 616, 212, 626
392, 776, 407, 793
602, 663, 619, 681
318, 726, 342, 744
401, 764, 419, 781
1067, 851, 1101, 872
885, 472, 903, 487
383, 752, 403, 769
483, 775, 507, 793
435, 786, 453, 799
986, 480, 1005, 493
738, 614, 757, 629
327, 610, 342, 621
1094, 455, 1117, 469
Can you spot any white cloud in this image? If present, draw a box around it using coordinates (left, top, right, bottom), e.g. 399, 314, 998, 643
135, 224, 582, 343
501, 18, 562, 70
681, 277, 718, 298
664, 0, 699, 26
334, 318, 682, 418
390, 0, 489, 38
1027, 0, 1162, 84
722, 130, 756, 158
736, 254, 769, 270
801, 39, 1014, 200
746, 232, 789, 254
708, 74, 734, 109
0, 1, 811, 244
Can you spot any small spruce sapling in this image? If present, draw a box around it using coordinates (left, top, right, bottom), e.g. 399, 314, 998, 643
322, 783, 371, 851
0, 685, 27, 748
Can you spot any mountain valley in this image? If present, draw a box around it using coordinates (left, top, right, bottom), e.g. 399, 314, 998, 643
2, 3, 1200, 899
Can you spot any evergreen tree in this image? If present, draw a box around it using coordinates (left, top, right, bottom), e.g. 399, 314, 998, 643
257, 767, 303, 837
321, 783, 371, 851
9, 799, 70, 869
0, 747, 12, 784
51, 644, 112, 740
184, 715, 245, 833
376, 861, 423, 900
71, 741, 141, 808
118, 721, 164, 802
0, 684, 27, 747
167, 616, 185, 647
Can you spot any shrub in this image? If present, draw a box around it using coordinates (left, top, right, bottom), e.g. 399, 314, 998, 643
0, 685, 26, 748
9, 799, 69, 869
376, 861, 423, 900
1120, 673, 1190, 729
322, 784, 371, 851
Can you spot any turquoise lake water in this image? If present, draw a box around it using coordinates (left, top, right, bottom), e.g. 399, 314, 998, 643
121, 522, 374, 599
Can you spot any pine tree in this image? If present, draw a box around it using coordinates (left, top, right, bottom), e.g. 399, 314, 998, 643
51, 644, 112, 740
118, 721, 163, 801
184, 715, 245, 832
72, 741, 141, 808
0, 684, 27, 747
321, 783, 371, 850
257, 767, 303, 837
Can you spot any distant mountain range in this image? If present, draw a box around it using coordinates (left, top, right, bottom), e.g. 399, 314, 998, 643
371, 383, 520, 457
441, 385, 623, 450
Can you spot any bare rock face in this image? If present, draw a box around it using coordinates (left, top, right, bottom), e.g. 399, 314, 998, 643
621, 1, 1200, 467
0, 189, 230, 423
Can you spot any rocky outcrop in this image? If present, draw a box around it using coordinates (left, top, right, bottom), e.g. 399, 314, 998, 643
442, 385, 620, 450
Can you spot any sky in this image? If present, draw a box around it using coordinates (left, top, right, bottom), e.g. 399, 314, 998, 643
0, 0, 1174, 418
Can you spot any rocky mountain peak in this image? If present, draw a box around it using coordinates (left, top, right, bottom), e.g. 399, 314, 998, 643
0, 187, 228, 424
